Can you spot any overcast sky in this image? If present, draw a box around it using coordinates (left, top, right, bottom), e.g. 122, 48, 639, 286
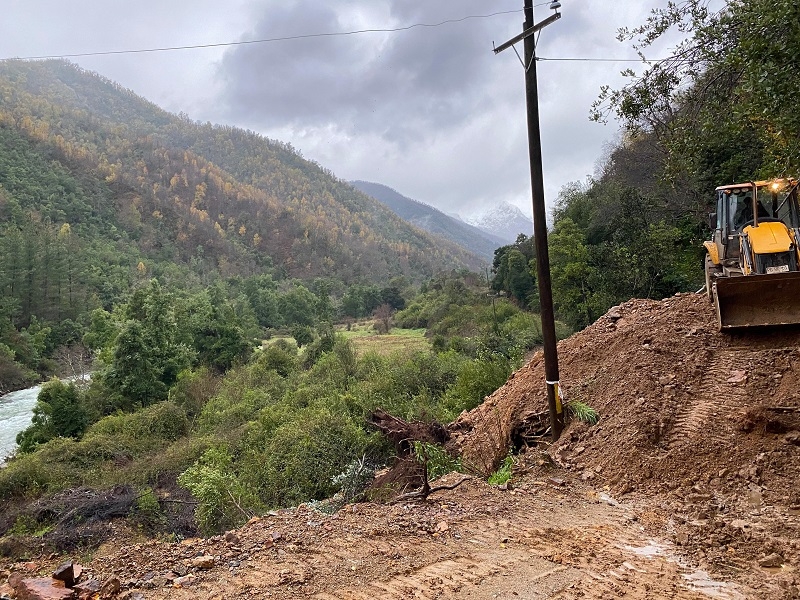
0, 1, 683, 220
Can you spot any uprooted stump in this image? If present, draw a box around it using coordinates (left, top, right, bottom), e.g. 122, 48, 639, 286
368, 408, 449, 454
367, 409, 451, 498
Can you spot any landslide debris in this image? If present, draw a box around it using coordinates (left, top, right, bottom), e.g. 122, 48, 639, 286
452, 292, 800, 582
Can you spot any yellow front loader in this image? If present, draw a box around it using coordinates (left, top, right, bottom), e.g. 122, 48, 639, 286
704, 178, 800, 330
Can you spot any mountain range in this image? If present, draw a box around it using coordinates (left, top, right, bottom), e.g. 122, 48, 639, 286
350, 181, 507, 262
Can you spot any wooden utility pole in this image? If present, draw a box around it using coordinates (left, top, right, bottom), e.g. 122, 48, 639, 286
494, 0, 564, 441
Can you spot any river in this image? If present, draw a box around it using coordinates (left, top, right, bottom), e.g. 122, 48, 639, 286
0, 384, 41, 462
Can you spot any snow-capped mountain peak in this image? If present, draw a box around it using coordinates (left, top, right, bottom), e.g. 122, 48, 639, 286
466, 202, 533, 244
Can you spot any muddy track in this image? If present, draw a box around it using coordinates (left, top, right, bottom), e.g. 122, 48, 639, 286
74, 477, 753, 600
667, 349, 750, 452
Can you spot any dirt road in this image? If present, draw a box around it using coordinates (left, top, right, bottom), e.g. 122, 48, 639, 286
70, 473, 764, 599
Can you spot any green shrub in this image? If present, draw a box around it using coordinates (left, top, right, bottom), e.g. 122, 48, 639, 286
487, 454, 514, 486
413, 441, 463, 480
178, 447, 260, 535
257, 342, 298, 377
86, 401, 189, 443
237, 405, 374, 509
168, 368, 221, 420
132, 487, 167, 531
441, 356, 513, 419
16, 379, 90, 454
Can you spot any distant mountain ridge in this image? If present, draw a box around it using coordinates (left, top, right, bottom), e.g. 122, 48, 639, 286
467, 202, 533, 244
350, 181, 505, 262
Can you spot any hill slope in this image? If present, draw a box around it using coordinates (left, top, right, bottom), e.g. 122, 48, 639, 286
351, 180, 504, 262
452, 292, 800, 592
0, 60, 482, 288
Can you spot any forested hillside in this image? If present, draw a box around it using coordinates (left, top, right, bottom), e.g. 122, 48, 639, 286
0, 59, 482, 388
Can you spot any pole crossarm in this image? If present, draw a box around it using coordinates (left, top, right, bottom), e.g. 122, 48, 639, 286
492, 12, 561, 55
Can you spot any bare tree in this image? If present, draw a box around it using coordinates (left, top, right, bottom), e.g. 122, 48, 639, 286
373, 304, 393, 335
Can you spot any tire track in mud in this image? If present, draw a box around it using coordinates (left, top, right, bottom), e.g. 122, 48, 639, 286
667, 349, 751, 452
311, 511, 746, 600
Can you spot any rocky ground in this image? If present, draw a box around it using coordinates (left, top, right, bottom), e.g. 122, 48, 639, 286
3, 292, 800, 599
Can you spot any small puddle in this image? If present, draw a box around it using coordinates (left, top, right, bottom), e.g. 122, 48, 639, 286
623, 540, 667, 558
622, 540, 744, 599
683, 570, 746, 600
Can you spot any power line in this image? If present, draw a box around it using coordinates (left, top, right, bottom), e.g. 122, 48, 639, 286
536, 56, 667, 63
2, 8, 528, 62
539, 56, 666, 62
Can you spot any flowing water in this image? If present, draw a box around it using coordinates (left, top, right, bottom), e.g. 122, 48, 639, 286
0, 384, 42, 463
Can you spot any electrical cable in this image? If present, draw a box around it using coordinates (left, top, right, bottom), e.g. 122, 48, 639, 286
2, 8, 527, 61
1, 3, 666, 66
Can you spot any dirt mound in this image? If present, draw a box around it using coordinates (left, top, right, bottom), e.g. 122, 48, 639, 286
452, 292, 800, 576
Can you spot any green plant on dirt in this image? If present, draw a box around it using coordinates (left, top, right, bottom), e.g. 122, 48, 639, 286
331, 456, 376, 505
7, 514, 52, 538
132, 487, 167, 531
412, 441, 463, 481
487, 453, 514, 486
566, 399, 599, 425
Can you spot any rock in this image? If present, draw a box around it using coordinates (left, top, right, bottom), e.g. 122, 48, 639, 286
224, 531, 240, 545
190, 556, 215, 570
435, 521, 449, 533
727, 370, 747, 384
72, 579, 101, 599
172, 575, 196, 588
51, 563, 75, 588
730, 519, 751, 530
758, 553, 784, 568
785, 431, 800, 446
8, 574, 24, 591
98, 578, 119, 599
547, 477, 566, 487
14, 578, 75, 600
171, 564, 189, 577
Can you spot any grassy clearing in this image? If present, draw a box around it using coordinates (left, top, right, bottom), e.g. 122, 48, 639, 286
342, 328, 429, 356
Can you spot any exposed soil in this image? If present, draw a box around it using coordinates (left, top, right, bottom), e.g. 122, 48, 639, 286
3, 292, 800, 598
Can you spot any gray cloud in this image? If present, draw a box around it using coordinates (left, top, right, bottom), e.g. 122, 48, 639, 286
218, 0, 513, 146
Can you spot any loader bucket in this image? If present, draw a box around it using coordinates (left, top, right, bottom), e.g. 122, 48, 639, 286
714, 271, 800, 330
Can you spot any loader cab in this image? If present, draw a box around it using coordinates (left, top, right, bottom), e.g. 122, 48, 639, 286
712, 179, 800, 264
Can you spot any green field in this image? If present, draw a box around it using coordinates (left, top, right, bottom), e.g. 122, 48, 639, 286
261, 326, 429, 357
338, 326, 429, 356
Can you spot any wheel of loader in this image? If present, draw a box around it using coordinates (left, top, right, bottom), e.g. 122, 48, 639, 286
704, 255, 720, 303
